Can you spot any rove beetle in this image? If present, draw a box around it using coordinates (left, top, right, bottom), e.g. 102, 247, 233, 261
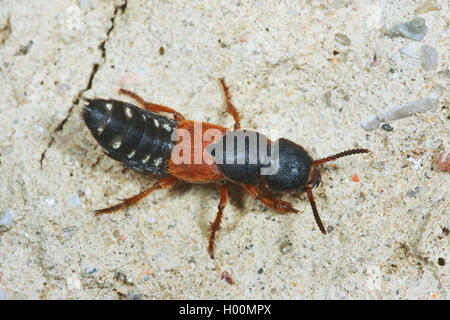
83, 78, 369, 258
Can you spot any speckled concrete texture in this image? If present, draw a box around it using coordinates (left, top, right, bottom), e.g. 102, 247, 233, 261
0, 0, 448, 299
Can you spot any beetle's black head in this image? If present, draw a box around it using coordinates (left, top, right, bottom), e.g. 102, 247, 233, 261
263, 140, 369, 235
263, 138, 315, 193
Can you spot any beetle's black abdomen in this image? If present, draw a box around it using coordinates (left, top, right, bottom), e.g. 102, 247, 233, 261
263, 138, 313, 192
83, 99, 177, 175
210, 130, 271, 185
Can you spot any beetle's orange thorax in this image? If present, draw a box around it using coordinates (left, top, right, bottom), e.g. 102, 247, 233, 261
168, 120, 227, 183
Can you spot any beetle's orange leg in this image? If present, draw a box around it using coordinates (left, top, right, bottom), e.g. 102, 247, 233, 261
219, 78, 241, 130
119, 88, 185, 121
95, 176, 178, 215
241, 184, 298, 214
208, 184, 228, 259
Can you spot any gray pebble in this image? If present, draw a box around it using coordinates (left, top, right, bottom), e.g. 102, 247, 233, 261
44, 198, 56, 207
60, 226, 78, 241
406, 186, 420, 198
279, 240, 292, 254
0, 210, 14, 232
420, 45, 439, 71
361, 97, 438, 131
372, 161, 386, 170
87, 268, 98, 275
390, 17, 428, 41
68, 193, 82, 207
335, 33, 351, 46
127, 292, 143, 300
381, 123, 393, 131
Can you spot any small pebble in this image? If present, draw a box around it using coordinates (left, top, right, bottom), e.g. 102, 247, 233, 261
435, 151, 449, 171
335, 33, 351, 46
221, 271, 233, 285
0, 210, 14, 232
60, 226, 78, 241
44, 198, 56, 207
415, 0, 441, 14
361, 97, 438, 131
87, 268, 97, 275
406, 186, 421, 198
390, 17, 428, 41
352, 174, 360, 182
279, 240, 292, 254
420, 45, 439, 71
68, 193, 82, 207
381, 123, 393, 131
115, 271, 133, 284
66, 274, 81, 290
407, 156, 422, 170
372, 161, 385, 170
127, 293, 143, 300
16, 40, 33, 55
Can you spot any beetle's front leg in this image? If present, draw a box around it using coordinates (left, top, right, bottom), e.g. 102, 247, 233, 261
241, 184, 298, 214
208, 183, 228, 259
219, 78, 241, 130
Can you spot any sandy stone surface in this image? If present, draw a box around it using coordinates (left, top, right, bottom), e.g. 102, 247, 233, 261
0, 0, 448, 299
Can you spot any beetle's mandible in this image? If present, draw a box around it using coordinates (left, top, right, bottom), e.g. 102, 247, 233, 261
83, 78, 369, 258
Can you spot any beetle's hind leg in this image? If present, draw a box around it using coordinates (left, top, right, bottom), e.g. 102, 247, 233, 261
208, 184, 228, 259
241, 184, 298, 214
95, 176, 177, 215
118, 88, 185, 121
219, 78, 241, 130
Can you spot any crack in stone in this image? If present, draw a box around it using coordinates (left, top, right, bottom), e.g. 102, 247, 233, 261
39, 0, 128, 168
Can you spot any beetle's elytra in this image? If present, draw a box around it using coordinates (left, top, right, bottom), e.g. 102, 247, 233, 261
83, 78, 369, 258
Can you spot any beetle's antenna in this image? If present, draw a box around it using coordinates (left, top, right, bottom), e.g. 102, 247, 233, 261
306, 186, 326, 234
313, 148, 369, 165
